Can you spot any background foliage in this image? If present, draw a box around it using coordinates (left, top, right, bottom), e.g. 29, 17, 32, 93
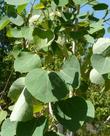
0, 0, 110, 136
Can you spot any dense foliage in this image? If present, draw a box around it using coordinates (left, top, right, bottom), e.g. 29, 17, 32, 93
0, 0, 110, 135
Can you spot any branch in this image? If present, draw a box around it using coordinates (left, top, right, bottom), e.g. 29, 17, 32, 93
80, 0, 96, 8
2, 69, 13, 94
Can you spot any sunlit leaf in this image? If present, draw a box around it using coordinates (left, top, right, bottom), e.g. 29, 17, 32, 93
14, 51, 41, 73
86, 100, 95, 119
5, 0, 30, 6
91, 54, 110, 74
10, 89, 33, 122
25, 69, 68, 103
58, 55, 80, 88
0, 16, 10, 31
1, 118, 17, 136
0, 110, 7, 125
9, 15, 24, 26
93, 38, 110, 54
89, 69, 105, 85
54, 0, 68, 6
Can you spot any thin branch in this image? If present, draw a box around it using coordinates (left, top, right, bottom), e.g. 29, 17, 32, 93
80, 0, 96, 8
2, 69, 13, 94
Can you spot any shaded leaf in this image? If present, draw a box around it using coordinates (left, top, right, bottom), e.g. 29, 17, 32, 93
33, 28, 54, 50
93, 3, 108, 10
8, 77, 25, 102
16, 116, 47, 136
53, 96, 87, 132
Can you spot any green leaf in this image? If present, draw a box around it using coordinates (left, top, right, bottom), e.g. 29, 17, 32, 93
93, 3, 108, 10
21, 26, 33, 40
88, 20, 103, 34
25, 69, 68, 103
5, 0, 30, 6
54, 0, 68, 6
33, 28, 54, 50
89, 69, 105, 85
16, 117, 47, 136
7, 26, 33, 40
73, 0, 88, 5
1, 117, 46, 136
34, 3, 45, 10
0, 16, 10, 31
91, 54, 110, 74
53, 96, 87, 132
84, 34, 95, 44
14, 51, 41, 73
8, 77, 25, 102
17, 4, 27, 14
9, 15, 24, 26
86, 100, 95, 119
1, 118, 17, 136
10, 88, 33, 122
6, 28, 23, 38
58, 55, 80, 88
0, 110, 7, 125
93, 38, 110, 54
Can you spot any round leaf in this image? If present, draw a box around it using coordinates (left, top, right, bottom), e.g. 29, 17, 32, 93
25, 69, 68, 103
93, 38, 110, 54
91, 54, 110, 74
53, 96, 87, 132
58, 55, 80, 88
16, 117, 47, 136
89, 69, 105, 85
9, 15, 24, 26
1, 118, 17, 136
14, 51, 41, 73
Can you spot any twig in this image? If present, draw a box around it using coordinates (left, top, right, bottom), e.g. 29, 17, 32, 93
2, 69, 13, 94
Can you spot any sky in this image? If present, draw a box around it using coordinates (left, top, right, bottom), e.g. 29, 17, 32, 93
80, 0, 110, 38
27, 0, 110, 38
